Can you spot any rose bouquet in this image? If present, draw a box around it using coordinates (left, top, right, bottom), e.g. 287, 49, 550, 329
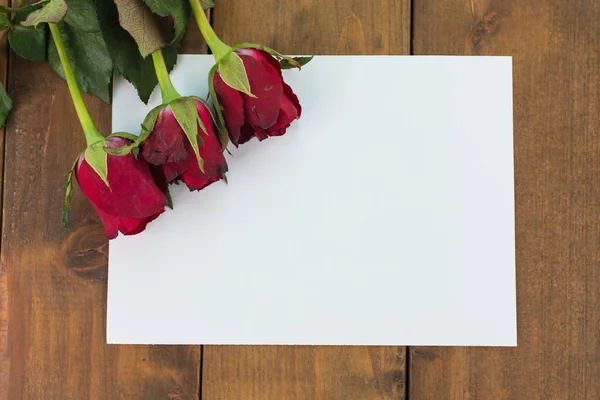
0, 0, 311, 238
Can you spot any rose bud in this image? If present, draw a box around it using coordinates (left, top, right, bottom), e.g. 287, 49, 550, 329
140, 97, 227, 191
75, 137, 168, 239
212, 48, 303, 146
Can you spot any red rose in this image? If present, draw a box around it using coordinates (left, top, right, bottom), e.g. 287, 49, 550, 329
214, 48, 301, 146
141, 99, 228, 191
76, 137, 168, 239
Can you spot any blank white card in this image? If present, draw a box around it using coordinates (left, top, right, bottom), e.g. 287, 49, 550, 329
108, 55, 516, 346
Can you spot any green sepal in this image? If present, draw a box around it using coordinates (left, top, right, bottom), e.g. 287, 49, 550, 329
232, 42, 313, 70
279, 56, 313, 70
84, 140, 109, 187
104, 103, 163, 156
0, 82, 11, 129
108, 131, 139, 141
218, 51, 255, 97
169, 96, 205, 173
165, 188, 173, 209
0, 0, 49, 13
208, 63, 229, 150
61, 153, 80, 229
139, 103, 163, 141
188, 95, 211, 136
21, 0, 67, 27
104, 131, 140, 155
103, 145, 131, 156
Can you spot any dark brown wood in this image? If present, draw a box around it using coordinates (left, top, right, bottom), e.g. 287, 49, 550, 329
205, 1, 409, 399
204, 346, 406, 400
2, 15, 201, 400
410, 0, 600, 399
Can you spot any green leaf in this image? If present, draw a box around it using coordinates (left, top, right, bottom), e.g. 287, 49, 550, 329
0, 13, 11, 30
114, 0, 170, 58
64, 0, 100, 32
168, 0, 190, 47
22, 0, 67, 27
170, 97, 204, 173
199, 0, 214, 9
0, 82, 12, 129
142, 0, 190, 48
61, 154, 80, 229
0, 0, 49, 13
207, 64, 229, 149
97, 0, 187, 102
218, 51, 254, 97
48, 21, 113, 103
280, 56, 313, 70
8, 9, 48, 62
84, 141, 109, 186
142, 0, 173, 16
96, 0, 158, 103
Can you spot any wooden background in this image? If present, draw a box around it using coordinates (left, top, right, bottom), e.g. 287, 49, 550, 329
1, 0, 599, 398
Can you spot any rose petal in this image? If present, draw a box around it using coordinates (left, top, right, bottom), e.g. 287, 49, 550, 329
194, 99, 228, 178
121, 210, 164, 236
181, 172, 223, 191
236, 48, 283, 129
92, 204, 119, 239
238, 123, 256, 145
265, 92, 300, 136
77, 138, 167, 219
214, 72, 245, 146
141, 107, 190, 165
261, 50, 302, 118
161, 161, 188, 183
282, 81, 302, 117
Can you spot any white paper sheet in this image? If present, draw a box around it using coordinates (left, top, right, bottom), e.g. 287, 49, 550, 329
108, 55, 516, 346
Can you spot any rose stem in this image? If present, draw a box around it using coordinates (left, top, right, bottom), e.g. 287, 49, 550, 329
48, 23, 103, 147
189, 0, 232, 63
151, 50, 181, 104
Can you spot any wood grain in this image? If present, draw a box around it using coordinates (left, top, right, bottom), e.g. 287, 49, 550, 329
410, 0, 600, 399
2, 14, 201, 400
206, 1, 409, 399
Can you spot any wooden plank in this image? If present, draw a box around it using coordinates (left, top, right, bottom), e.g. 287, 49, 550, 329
410, 0, 600, 399
0, 1, 9, 397
3, 18, 201, 400
180, 12, 209, 54
205, 1, 409, 399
